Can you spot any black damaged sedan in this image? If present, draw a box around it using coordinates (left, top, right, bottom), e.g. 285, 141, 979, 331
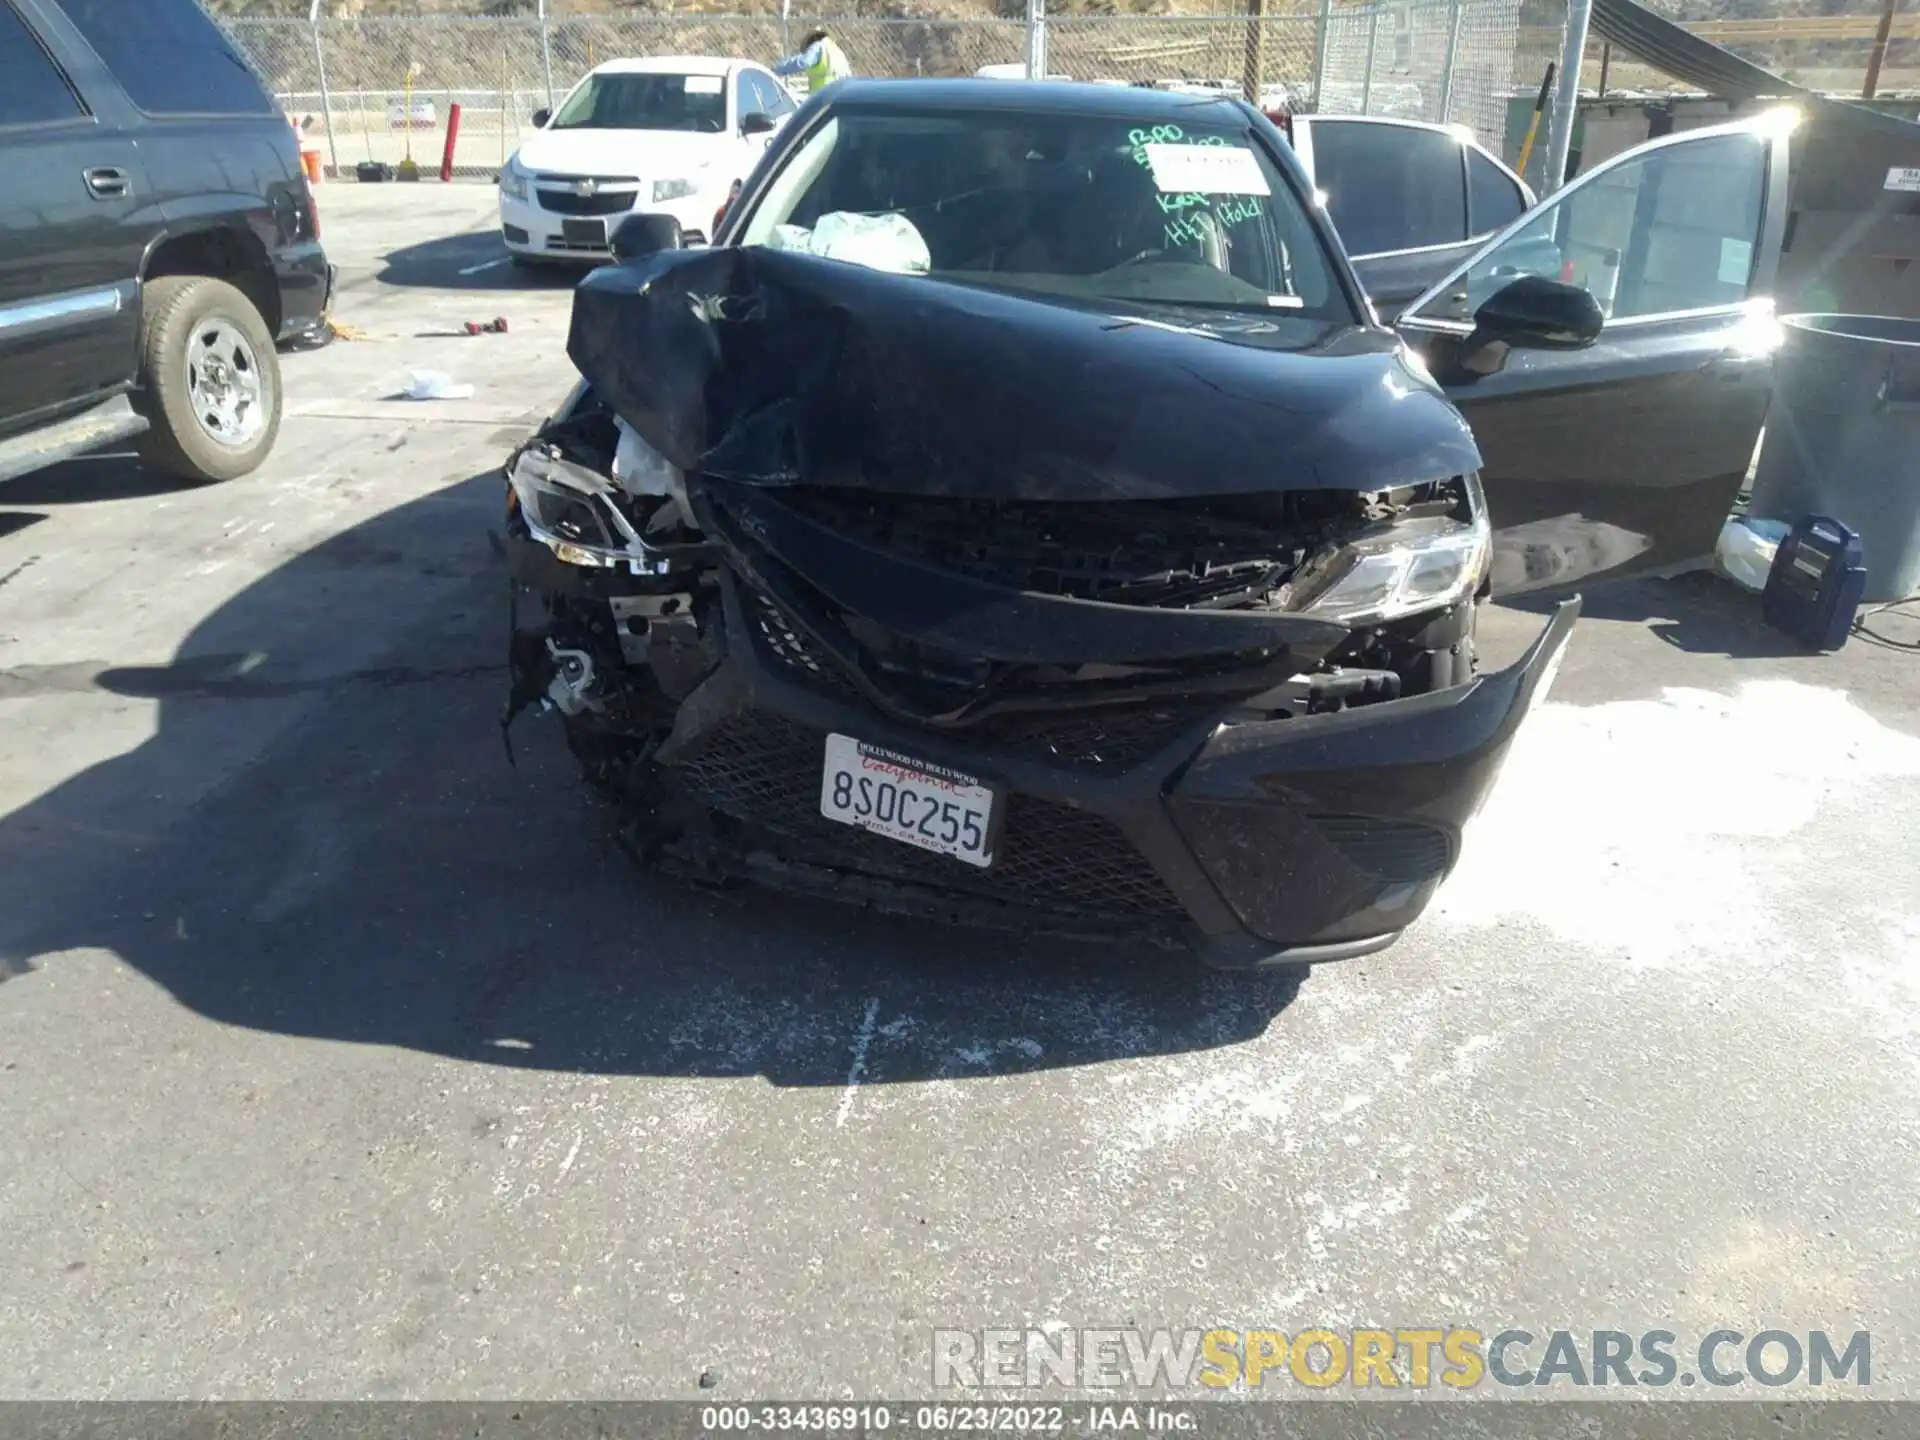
502, 81, 1792, 966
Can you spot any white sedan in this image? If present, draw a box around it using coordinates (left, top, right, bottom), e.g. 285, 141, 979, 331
498, 55, 796, 263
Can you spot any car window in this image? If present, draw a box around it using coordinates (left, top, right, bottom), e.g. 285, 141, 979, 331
1410, 131, 1769, 326
744, 71, 793, 118
1311, 120, 1467, 256
738, 108, 1353, 337
1466, 148, 1527, 236
551, 72, 726, 134
0, 1, 84, 126
756, 71, 797, 116
739, 72, 776, 120
56, 0, 273, 116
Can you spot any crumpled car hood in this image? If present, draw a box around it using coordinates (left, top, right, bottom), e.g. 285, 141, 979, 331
567, 247, 1481, 502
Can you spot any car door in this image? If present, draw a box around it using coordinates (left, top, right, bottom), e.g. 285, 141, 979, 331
0, 0, 146, 431
1394, 117, 1792, 594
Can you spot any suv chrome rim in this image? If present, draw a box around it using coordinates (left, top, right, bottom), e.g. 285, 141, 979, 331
185, 317, 267, 447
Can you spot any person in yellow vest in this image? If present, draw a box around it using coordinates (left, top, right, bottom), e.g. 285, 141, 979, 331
774, 28, 852, 95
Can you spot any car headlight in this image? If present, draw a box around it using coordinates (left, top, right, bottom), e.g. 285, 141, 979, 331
1292, 481, 1491, 625
500, 158, 530, 203
652, 177, 697, 203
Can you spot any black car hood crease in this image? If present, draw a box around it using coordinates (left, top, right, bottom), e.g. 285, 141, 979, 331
567, 246, 1483, 502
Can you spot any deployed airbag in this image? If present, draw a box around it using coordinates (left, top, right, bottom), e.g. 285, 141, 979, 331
767, 211, 932, 274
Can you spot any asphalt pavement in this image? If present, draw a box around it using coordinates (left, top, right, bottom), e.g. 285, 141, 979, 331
2, 182, 1918, 1401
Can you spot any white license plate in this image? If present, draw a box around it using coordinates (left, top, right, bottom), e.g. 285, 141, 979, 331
819, 733, 998, 867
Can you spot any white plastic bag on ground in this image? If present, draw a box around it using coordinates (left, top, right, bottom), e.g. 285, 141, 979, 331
1716, 516, 1790, 592
400, 369, 474, 401
765, 212, 931, 275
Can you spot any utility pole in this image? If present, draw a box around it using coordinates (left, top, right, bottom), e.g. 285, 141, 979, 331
1862, 0, 1899, 98
1242, 0, 1267, 106
1542, 0, 1592, 195
538, 0, 555, 110
1026, 0, 1049, 79
308, 0, 339, 176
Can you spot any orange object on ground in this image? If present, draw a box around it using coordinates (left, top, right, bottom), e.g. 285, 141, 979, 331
301, 145, 325, 184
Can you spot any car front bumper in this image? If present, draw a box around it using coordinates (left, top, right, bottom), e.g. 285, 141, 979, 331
499, 190, 718, 259
517, 536, 1578, 968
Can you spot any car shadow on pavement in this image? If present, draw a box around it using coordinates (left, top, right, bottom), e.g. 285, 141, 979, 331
1498, 569, 1817, 660
0, 511, 47, 542
378, 231, 592, 292
0, 452, 215, 506
0, 471, 1302, 1085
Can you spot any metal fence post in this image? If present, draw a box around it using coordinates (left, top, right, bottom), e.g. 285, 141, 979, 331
1359, 3, 1380, 112
1543, 0, 1590, 194
1310, 0, 1334, 110
1862, 0, 1897, 97
538, 0, 556, 109
1241, 0, 1267, 104
1026, 0, 1048, 79
1435, 0, 1463, 124
308, 0, 339, 175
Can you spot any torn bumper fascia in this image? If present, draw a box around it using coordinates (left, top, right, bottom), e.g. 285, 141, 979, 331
633, 576, 1578, 966
699, 478, 1354, 669
1171, 596, 1579, 966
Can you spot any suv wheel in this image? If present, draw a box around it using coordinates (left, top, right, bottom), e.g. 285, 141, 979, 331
136, 276, 282, 483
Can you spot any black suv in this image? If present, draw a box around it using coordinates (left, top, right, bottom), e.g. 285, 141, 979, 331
0, 0, 332, 487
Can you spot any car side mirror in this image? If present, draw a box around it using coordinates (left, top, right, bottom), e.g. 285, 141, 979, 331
531, 107, 551, 128
1471, 274, 1604, 350
612, 212, 684, 261
740, 110, 777, 137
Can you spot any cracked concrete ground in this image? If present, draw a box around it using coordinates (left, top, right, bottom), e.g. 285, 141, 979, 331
2, 182, 1917, 1402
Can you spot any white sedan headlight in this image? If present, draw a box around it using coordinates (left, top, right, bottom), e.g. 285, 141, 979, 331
499, 157, 531, 203
1293, 479, 1491, 625
652, 177, 697, 203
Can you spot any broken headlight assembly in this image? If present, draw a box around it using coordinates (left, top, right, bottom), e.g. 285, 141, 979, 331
507, 442, 667, 573
1290, 476, 1491, 625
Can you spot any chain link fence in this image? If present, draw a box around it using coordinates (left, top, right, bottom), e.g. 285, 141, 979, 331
226, 4, 1569, 179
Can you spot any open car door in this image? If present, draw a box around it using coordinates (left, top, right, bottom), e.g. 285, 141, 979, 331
1394, 114, 1794, 594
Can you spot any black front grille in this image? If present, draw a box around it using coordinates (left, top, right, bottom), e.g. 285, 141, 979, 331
776, 489, 1343, 609
746, 587, 1219, 774
536, 187, 638, 217
746, 587, 860, 699
673, 712, 1188, 919
977, 703, 1222, 772
1312, 815, 1452, 885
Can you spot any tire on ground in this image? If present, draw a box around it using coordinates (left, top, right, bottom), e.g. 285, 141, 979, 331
135, 275, 282, 483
